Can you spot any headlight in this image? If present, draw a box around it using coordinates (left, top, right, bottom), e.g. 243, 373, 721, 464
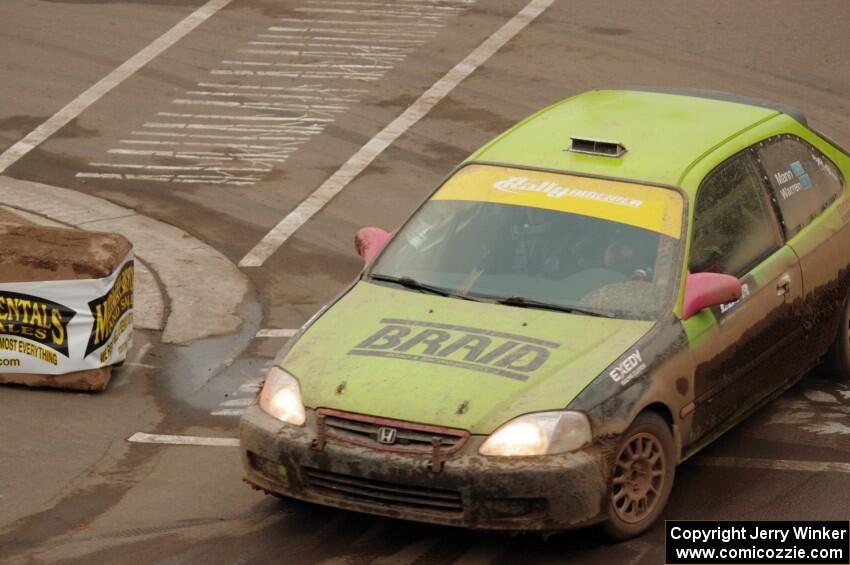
258, 367, 306, 426
479, 411, 591, 456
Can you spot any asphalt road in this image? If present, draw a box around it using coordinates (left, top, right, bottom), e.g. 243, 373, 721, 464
2, 1, 850, 563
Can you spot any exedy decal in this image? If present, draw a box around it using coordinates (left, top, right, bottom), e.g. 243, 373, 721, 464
609, 349, 646, 386
85, 262, 134, 357
349, 318, 560, 381
0, 291, 74, 357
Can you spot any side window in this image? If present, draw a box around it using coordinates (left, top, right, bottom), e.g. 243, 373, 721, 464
756, 135, 844, 236
690, 153, 782, 276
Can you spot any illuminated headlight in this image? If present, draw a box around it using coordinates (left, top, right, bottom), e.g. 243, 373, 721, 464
258, 367, 306, 426
479, 411, 591, 456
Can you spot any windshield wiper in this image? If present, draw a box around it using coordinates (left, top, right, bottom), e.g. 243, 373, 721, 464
369, 274, 481, 301
496, 295, 613, 318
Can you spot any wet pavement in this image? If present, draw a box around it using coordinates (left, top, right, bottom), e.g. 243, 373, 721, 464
2, 0, 850, 563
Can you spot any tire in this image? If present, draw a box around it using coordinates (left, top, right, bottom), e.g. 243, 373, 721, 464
602, 411, 676, 542
824, 290, 850, 380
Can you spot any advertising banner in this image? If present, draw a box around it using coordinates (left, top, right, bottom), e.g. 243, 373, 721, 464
0, 252, 133, 374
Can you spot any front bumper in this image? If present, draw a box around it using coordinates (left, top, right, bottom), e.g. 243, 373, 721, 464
240, 406, 610, 531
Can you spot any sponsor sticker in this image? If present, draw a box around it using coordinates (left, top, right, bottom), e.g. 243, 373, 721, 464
609, 349, 646, 386
0, 252, 134, 374
812, 152, 841, 182
432, 165, 683, 238
349, 318, 560, 381
493, 176, 644, 208
775, 160, 813, 200
718, 283, 750, 316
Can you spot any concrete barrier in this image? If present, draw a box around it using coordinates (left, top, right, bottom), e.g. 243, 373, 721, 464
0, 223, 133, 391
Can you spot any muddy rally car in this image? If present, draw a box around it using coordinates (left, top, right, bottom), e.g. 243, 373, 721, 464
240, 89, 850, 539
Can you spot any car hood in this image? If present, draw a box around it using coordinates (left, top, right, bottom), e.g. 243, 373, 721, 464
282, 281, 654, 434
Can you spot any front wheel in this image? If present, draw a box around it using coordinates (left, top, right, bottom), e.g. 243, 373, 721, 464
602, 411, 675, 541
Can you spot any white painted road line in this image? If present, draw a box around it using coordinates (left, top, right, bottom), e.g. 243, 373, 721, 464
0, 0, 233, 173
211, 408, 246, 417
623, 540, 654, 565
0, 176, 249, 344
128, 432, 239, 447
221, 397, 254, 406
255, 328, 298, 338
80, 4, 468, 187
696, 456, 850, 474
111, 342, 153, 389
372, 539, 438, 565
239, 0, 555, 267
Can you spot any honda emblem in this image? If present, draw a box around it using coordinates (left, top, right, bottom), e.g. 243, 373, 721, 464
377, 426, 398, 445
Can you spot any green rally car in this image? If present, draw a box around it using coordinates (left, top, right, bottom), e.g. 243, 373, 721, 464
240, 89, 850, 539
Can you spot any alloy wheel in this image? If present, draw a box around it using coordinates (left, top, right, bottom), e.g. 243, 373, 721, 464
611, 432, 666, 524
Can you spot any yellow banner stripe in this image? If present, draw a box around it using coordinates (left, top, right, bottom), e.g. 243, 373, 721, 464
433, 165, 683, 238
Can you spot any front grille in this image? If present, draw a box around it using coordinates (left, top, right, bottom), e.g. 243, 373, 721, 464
304, 467, 463, 513
318, 409, 468, 454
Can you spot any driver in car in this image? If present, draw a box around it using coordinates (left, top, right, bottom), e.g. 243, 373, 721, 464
602, 229, 655, 281
509, 207, 576, 277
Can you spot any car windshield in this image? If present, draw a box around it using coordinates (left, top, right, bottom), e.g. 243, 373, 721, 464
369, 165, 684, 319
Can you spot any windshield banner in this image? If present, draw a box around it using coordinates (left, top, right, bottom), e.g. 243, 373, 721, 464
0, 252, 134, 375
433, 164, 683, 238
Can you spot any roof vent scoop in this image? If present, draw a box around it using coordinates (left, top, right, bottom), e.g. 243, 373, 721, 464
568, 136, 627, 158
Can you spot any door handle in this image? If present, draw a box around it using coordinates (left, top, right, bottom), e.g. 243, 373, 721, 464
776, 274, 792, 296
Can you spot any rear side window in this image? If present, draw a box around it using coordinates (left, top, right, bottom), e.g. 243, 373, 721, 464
756, 135, 844, 236
690, 153, 782, 276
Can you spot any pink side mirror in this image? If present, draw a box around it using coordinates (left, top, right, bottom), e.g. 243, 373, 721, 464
682, 272, 743, 321
355, 227, 391, 265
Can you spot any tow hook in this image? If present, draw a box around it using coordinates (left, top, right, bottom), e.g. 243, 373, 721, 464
311, 414, 327, 451
430, 437, 445, 473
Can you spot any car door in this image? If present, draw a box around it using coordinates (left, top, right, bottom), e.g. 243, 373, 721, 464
755, 134, 847, 355
683, 150, 803, 442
